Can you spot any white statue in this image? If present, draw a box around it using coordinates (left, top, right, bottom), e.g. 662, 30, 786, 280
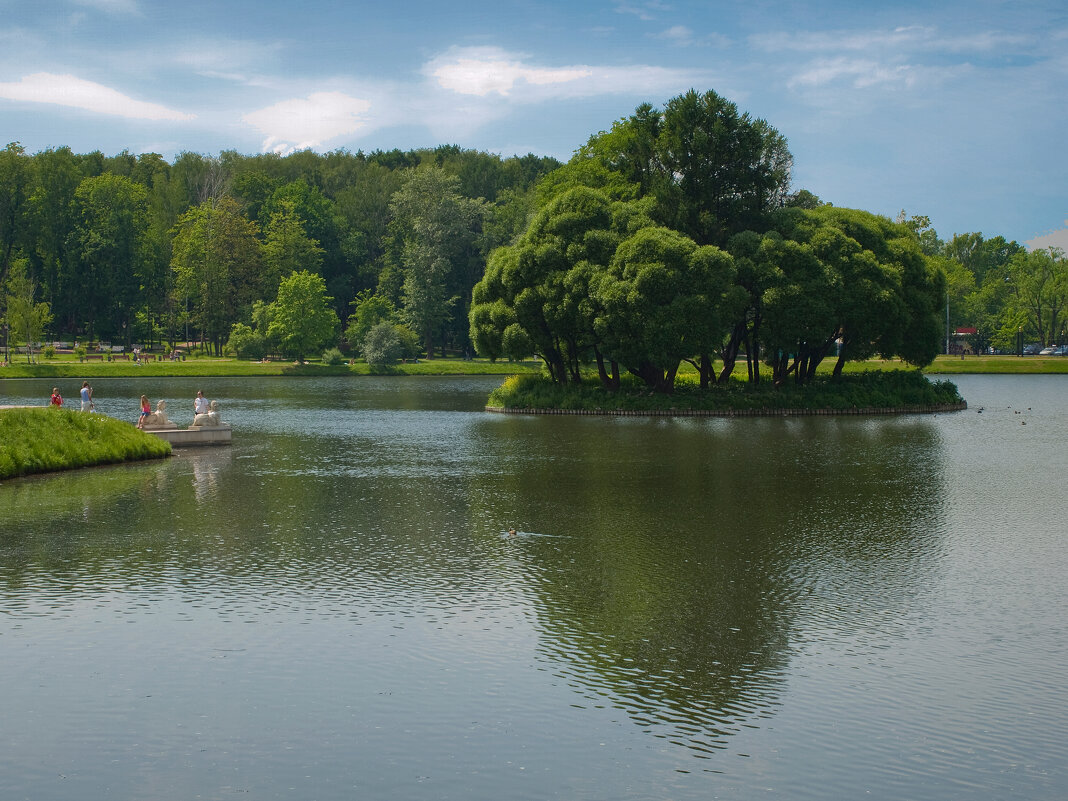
141, 400, 172, 429
191, 399, 223, 427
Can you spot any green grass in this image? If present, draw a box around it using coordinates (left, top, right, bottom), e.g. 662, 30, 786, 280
5, 351, 1065, 379
0, 407, 171, 480
916, 355, 1068, 374
487, 370, 964, 414
0, 354, 544, 378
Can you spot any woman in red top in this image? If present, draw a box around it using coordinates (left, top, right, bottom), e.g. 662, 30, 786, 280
137, 395, 151, 428
50, 388, 62, 406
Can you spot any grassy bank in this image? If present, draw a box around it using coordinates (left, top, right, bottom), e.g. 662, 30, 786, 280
488, 370, 964, 415
0, 355, 544, 379
2, 352, 1065, 380
0, 407, 171, 481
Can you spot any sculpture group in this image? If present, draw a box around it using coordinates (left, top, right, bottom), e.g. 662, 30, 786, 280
139, 398, 231, 446
140, 399, 226, 430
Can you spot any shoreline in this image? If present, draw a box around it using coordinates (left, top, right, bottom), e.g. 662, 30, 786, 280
486, 401, 968, 418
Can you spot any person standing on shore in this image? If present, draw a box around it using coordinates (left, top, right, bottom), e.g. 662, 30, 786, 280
137, 395, 150, 428
80, 381, 94, 411
50, 388, 63, 406
194, 390, 208, 417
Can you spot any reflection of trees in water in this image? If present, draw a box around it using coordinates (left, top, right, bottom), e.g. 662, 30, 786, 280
485, 415, 947, 759
0, 431, 511, 617
1, 409, 948, 761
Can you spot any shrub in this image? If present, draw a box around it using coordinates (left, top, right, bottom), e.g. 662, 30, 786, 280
362, 321, 402, 368
42, 345, 56, 360
322, 347, 345, 366
394, 324, 421, 360
227, 322, 267, 361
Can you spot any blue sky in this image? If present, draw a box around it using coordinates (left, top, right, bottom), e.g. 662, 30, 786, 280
1, 0, 1065, 249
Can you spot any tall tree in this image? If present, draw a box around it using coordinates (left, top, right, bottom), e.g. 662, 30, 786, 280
0, 142, 31, 289
266, 269, 339, 362
388, 167, 485, 356
1004, 247, 1068, 346
592, 226, 739, 392
70, 173, 149, 343
3, 258, 52, 363
171, 195, 262, 354
262, 197, 324, 294
26, 147, 82, 329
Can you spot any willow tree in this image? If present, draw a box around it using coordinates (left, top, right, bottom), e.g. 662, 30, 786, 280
591, 226, 741, 392
470, 186, 644, 385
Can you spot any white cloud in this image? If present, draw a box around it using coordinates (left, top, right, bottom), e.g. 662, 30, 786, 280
613, 1, 670, 22
657, 26, 693, 46
788, 58, 918, 90
1026, 224, 1068, 253
0, 72, 193, 120
242, 91, 372, 154
752, 25, 1028, 55
427, 48, 593, 97
425, 46, 709, 100
71, 0, 142, 16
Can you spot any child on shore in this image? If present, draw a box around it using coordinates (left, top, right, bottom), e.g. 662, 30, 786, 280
137, 395, 150, 428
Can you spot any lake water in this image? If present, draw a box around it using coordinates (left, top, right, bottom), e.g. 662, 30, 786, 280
1, 374, 1066, 801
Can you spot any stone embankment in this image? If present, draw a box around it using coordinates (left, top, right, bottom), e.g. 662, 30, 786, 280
486, 402, 968, 417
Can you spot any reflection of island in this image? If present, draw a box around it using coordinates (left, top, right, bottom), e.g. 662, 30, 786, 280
484, 416, 947, 758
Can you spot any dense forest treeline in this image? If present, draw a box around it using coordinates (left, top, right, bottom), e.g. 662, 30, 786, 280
0, 141, 560, 357
2, 88, 1065, 389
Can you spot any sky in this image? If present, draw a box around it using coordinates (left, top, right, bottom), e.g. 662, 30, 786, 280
1, 0, 1066, 250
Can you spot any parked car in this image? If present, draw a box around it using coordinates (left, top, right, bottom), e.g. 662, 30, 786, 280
1054, 345, 1068, 356
1039, 346, 1057, 355
1023, 343, 1042, 355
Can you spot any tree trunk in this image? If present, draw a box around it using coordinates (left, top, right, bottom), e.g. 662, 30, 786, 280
699, 353, 713, 389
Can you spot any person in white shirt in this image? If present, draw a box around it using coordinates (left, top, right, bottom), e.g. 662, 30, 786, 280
194, 390, 209, 416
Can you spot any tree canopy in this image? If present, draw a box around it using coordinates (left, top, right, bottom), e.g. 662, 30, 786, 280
471, 94, 947, 393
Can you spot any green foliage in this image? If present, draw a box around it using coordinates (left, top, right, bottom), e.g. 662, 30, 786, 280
261, 196, 324, 294
71, 173, 149, 342
346, 290, 399, 354
171, 195, 263, 354
488, 370, 963, 414
362, 321, 403, 368
1001, 247, 1067, 347
266, 269, 339, 362
592, 226, 738, 391
4, 258, 52, 363
226, 321, 266, 360
0, 407, 170, 480
387, 166, 487, 356
321, 346, 345, 365
1, 144, 559, 355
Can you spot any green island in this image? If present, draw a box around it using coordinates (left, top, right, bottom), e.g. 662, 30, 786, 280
487, 370, 965, 416
0, 406, 171, 481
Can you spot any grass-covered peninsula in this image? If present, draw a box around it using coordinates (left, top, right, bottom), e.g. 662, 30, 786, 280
0, 407, 170, 481
487, 370, 965, 416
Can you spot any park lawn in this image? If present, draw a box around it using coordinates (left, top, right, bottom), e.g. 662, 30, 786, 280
0, 355, 545, 379
0, 406, 171, 481
2, 353, 1064, 381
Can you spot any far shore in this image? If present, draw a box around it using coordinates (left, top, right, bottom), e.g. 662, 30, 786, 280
1, 353, 1067, 381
